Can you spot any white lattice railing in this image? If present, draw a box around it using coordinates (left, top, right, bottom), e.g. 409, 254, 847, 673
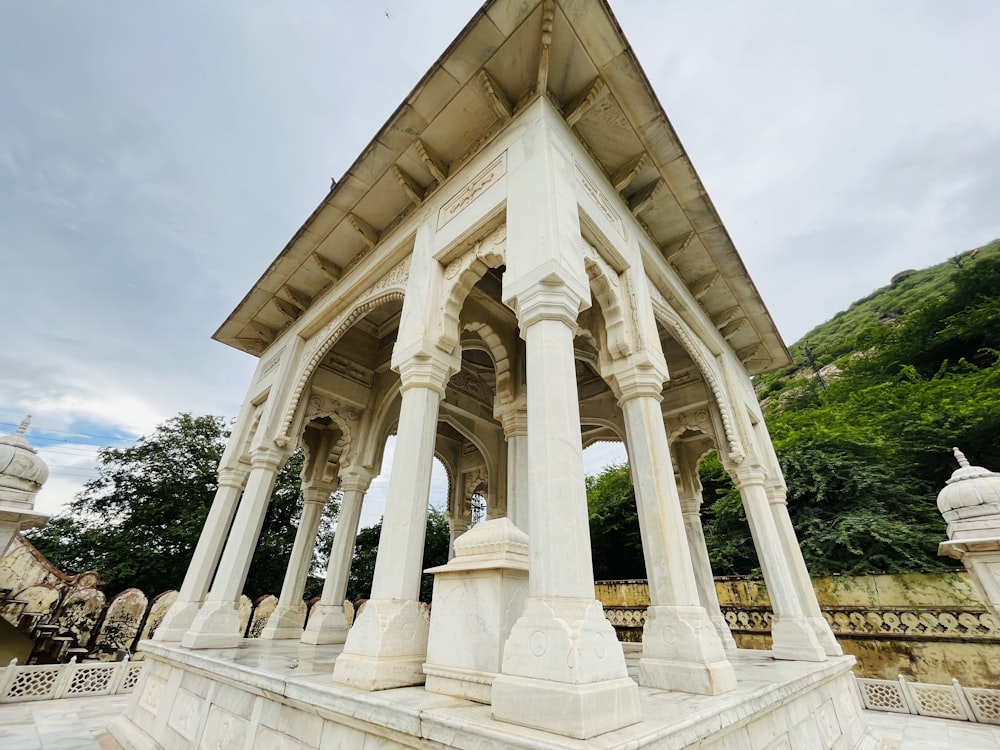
856, 675, 1000, 725
0, 655, 145, 703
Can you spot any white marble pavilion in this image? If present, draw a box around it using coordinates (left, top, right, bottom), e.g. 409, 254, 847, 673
114, 1, 866, 747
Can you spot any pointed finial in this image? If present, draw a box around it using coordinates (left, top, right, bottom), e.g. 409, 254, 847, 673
954, 447, 970, 468
15, 415, 30, 436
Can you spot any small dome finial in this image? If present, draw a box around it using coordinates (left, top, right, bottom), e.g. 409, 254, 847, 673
954, 447, 970, 468
15, 416, 31, 437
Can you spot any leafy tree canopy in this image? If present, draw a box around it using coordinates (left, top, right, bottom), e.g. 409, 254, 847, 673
27, 413, 337, 599
345, 506, 451, 603
586, 240, 1000, 579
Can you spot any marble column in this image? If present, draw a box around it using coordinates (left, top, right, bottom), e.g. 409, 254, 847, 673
301, 470, 372, 645
615, 372, 736, 694
332, 356, 451, 690
766, 479, 842, 656
492, 287, 640, 739
260, 482, 335, 640
153, 466, 248, 642
678, 489, 738, 650
734, 465, 826, 661
499, 403, 529, 536
181, 447, 284, 649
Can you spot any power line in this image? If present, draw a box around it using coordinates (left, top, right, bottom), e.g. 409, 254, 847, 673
0, 421, 138, 444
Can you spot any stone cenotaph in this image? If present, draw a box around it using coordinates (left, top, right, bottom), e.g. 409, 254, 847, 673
111, 2, 866, 747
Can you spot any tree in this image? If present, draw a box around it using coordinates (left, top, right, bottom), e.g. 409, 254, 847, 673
586, 464, 645, 581
27, 413, 337, 599
345, 506, 451, 603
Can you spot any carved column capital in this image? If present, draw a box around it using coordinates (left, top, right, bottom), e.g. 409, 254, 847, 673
340, 468, 375, 495
217, 466, 249, 490
510, 281, 586, 333
678, 491, 703, 516
496, 401, 528, 439
302, 483, 337, 506
249, 446, 284, 472
603, 353, 670, 406
765, 480, 789, 506
396, 352, 459, 396
733, 464, 767, 490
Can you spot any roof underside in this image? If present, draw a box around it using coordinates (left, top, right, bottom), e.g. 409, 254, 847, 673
214, 0, 790, 374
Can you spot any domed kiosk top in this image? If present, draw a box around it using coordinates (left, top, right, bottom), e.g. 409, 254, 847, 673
0, 416, 49, 508
937, 448, 1000, 540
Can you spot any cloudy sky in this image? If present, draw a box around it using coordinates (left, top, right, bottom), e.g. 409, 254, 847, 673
2, 1, 996, 526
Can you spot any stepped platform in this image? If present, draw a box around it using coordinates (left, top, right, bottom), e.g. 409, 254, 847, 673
109, 640, 866, 749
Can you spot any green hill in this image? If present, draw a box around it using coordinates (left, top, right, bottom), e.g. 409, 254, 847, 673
589, 238, 1000, 580
756, 238, 1000, 402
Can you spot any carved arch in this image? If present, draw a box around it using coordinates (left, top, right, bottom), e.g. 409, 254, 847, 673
582, 253, 632, 360
664, 408, 714, 444
275, 289, 406, 447
579, 420, 627, 447
355, 384, 402, 471
460, 320, 513, 406
648, 289, 745, 464
301, 401, 355, 473
438, 225, 507, 355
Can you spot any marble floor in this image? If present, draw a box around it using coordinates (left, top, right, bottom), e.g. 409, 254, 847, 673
0, 693, 130, 750
2, 662, 999, 750
2, 694, 1000, 749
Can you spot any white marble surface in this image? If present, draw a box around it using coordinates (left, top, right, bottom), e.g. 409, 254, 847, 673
105, 640, 879, 749
7, 688, 1000, 750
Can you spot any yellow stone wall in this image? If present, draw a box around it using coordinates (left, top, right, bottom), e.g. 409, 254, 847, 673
595, 572, 1000, 687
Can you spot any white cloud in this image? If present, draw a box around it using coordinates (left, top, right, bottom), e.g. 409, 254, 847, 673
2, 1, 997, 523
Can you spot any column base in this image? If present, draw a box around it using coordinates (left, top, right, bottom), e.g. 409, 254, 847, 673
300, 602, 354, 645
771, 616, 827, 662
331, 599, 428, 690
709, 612, 739, 651
491, 597, 640, 738
180, 600, 241, 650
491, 674, 640, 740
808, 615, 843, 656
150, 600, 201, 642
639, 605, 737, 695
259, 601, 307, 640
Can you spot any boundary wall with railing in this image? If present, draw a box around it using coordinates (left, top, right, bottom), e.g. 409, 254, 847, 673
0, 655, 144, 703
856, 675, 1000, 725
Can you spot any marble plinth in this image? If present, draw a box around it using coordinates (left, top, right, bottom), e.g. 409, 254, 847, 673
108, 640, 865, 749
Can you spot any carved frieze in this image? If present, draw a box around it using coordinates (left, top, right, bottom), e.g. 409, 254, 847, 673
437, 151, 507, 229
321, 352, 374, 388
575, 163, 623, 237
603, 604, 1000, 644
303, 394, 362, 424
665, 409, 713, 441
256, 347, 285, 382
447, 370, 492, 404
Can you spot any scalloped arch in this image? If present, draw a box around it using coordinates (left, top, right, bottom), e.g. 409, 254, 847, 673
438, 228, 507, 355
461, 320, 513, 406
649, 296, 745, 464
276, 291, 405, 445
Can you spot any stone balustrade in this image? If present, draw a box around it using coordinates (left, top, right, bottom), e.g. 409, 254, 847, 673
0, 655, 144, 703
